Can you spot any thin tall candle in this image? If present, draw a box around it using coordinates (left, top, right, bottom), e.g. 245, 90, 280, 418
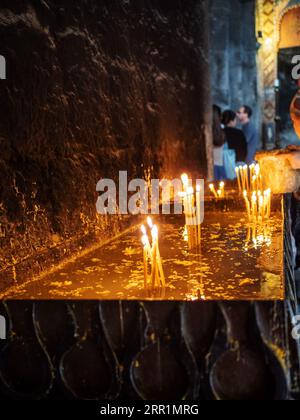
240, 166, 246, 191
142, 235, 149, 288
243, 190, 251, 220
235, 167, 242, 192
243, 165, 249, 191
181, 173, 189, 193
151, 227, 157, 288
219, 181, 225, 198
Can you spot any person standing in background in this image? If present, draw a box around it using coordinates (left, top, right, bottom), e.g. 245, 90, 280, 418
222, 110, 247, 165
237, 105, 259, 164
212, 105, 227, 180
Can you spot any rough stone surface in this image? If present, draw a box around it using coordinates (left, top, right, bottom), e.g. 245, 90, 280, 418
0, 0, 212, 282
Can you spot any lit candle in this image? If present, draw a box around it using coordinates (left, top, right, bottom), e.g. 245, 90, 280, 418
266, 188, 271, 218
258, 195, 264, 221
258, 173, 263, 192
183, 226, 189, 242
147, 216, 153, 229
182, 192, 189, 227
196, 184, 201, 245
239, 166, 246, 191
187, 186, 195, 205
251, 192, 257, 220
151, 225, 158, 288
186, 186, 194, 226
181, 173, 189, 193
142, 235, 149, 288
152, 225, 165, 288
249, 163, 255, 181
141, 225, 151, 288
254, 164, 262, 190
252, 175, 257, 192
243, 165, 249, 192
141, 220, 165, 289
196, 184, 201, 225
253, 227, 258, 249
209, 184, 218, 199
263, 190, 268, 219
243, 190, 251, 220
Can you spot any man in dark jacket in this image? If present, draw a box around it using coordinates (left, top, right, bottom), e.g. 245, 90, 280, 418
237, 105, 259, 164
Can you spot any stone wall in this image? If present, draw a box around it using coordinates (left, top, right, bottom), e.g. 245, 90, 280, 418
0, 0, 212, 285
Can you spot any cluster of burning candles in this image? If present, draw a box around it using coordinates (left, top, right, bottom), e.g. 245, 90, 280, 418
243, 189, 272, 222
140, 173, 203, 289
179, 173, 202, 250
236, 163, 272, 222
235, 163, 263, 193
141, 217, 165, 289
139, 165, 272, 289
